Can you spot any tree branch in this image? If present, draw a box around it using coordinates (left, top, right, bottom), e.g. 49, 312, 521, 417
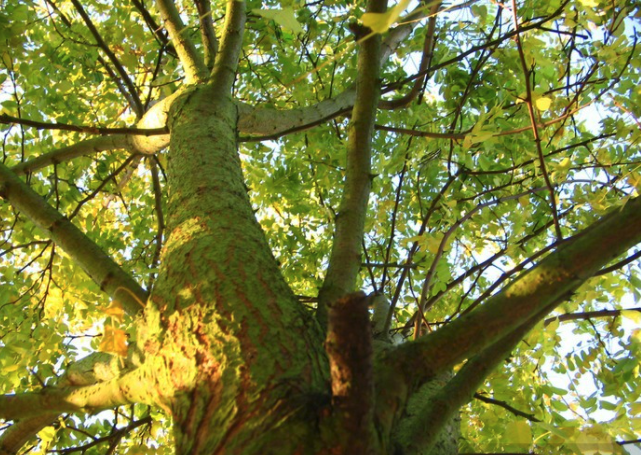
380, 0, 441, 109
510, 0, 561, 240
325, 292, 375, 453
130, 0, 177, 57
209, 0, 246, 95
0, 352, 140, 455
0, 365, 157, 421
0, 114, 167, 137
69, 0, 144, 117
156, 0, 208, 84
193, 0, 218, 69
10, 136, 130, 176
392, 298, 556, 453
544, 307, 641, 326
377, 195, 641, 405
317, 0, 387, 325
473, 393, 541, 422
235, 0, 431, 138
0, 163, 148, 316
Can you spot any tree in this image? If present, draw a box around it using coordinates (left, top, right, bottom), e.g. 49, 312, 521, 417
0, 0, 640, 453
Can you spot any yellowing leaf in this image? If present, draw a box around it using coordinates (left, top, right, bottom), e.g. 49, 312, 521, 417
621, 310, 641, 323
535, 96, 552, 111
361, 0, 410, 34
253, 8, 304, 34
505, 420, 532, 446
519, 195, 530, 207
103, 300, 125, 322
99, 326, 128, 357
579, 0, 599, 7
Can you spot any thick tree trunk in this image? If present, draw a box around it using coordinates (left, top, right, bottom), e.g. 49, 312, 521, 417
145, 87, 333, 453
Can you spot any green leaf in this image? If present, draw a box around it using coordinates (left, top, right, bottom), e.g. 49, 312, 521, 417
253, 8, 304, 34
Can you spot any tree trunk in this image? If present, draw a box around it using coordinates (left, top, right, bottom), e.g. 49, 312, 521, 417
145, 86, 333, 454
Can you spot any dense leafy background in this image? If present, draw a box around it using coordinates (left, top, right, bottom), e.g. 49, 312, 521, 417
1, 0, 640, 453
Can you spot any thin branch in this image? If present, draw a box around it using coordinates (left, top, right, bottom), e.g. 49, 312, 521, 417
52, 416, 152, 455
473, 393, 541, 422
510, 0, 561, 239
147, 158, 165, 291
156, 0, 208, 83
0, 114, 167, 136
595, 248, 641, 276
380, 1, 441, 109
130, 0, 177, 57
544, 307, 641, 326
69, 0, 144, 117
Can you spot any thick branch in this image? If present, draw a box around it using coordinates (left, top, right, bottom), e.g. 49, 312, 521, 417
0, 352, 140, 455
317, 0, 387, 323
0, 366, 156, 421
0, 163, 148, 316
378, 195, 641, 395
325, 292, 375, 453
194, 0, 218, 69
10, 136, 130, 176
209, 0, 246, 95
395, 305, 548, 454
156, 0, 208, 83
236, 1, 430, 138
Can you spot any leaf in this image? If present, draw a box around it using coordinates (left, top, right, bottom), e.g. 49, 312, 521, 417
253, 8, 304, 34
103, 300, 125, 322
579, 0, 599, 7
99, 326, 128, 357
505, 420, 532, 446
361, 0, 410, 34
535, 96, 552, 111
621, 309, 641, 324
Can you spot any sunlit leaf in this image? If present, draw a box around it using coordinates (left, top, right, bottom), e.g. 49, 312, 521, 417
361, 0, 410, 34
99, 326, 128, 357
253, 8, 304, 34
535, 96, 552, 111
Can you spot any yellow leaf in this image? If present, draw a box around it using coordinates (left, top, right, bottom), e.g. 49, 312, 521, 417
103, 300, 125, 322
621, 310, 641, 324
99, 326, 128, 357
361, 0, 410, 34
579, 0, 599, 7
535, 96, 552, 111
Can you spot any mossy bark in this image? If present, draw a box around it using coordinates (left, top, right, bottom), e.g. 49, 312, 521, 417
147, 87, 331, 453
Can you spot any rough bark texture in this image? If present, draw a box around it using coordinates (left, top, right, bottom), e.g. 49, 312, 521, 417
147, 86, 330, 454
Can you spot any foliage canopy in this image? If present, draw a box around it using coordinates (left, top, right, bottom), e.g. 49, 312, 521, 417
1, 0, 641, 453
